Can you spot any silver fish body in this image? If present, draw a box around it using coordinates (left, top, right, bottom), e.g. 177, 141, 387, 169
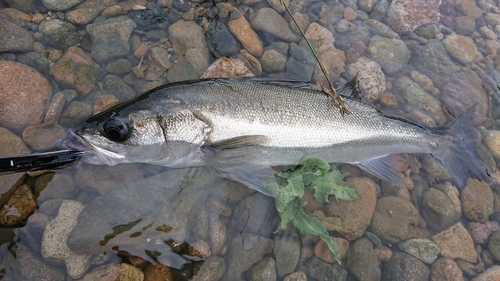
64, 79, 490, 195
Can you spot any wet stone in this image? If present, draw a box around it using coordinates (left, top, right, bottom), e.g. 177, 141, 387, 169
0, 184, 36, 226
397, 238, 440, 264
228, 10, 263, 57
0, 127, 30, 156
206, 21, 239, 58
143, 263, 173, 281
41, 0, 85, 11
247, 257, 277, 281
318, 4, 344, 25
105, 58, 133, 75
128, 4, 168, 31
286, 44, 316, 81
364, 19, 399, 39
489, 230, 500, 263
347, 57, 385, 102
208, 213, 226, 255
66, 7, 101, 25
149, 47, 172, 70
367, 36, 410, 75
0, 17, 34, 52
461, 178, 494, 223
50, 46, 100, 96
201, 57, 254, 78
17, 52, 50, 75
283, 271, 307, 281
191, 256, 225, 281
454, 16, 476, 36
13, 243, 66, 281
346, 237, 380, 281
59, 101, 93, 127
102, 74, 136, 102
430, 257, 464, 281
37, 172, 77, 202
471, 265, 500, 281
250, 8, 299, 43
298, 256, 347, 281
443, 33, 483, 64
224, 234, 274, 280
115, 263, 144, 281
22, 123, 65, 151
39, 19, 80, 50
432, 222, 477, 263
101, 5, 122, 18
314, 237, 348, 264
80, 263, 119, 280
86, 16, 137, 62
274, 233, 300, 278
386, 0, 441, 33
260, 49, 287, 73
93, 94, 119, 114
422, 187, 461, 231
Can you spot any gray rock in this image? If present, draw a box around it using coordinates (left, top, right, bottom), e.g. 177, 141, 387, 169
488, 230, 500, 263
454, 16, 476, 36
260, 49, 287, 73
422, 188, 461, 231
59, 101, 93, 127
430, 258, 464, 281
11, 243, 65, 281
364, 19, 399, 38
382, 251, 430, 281
105, 58, 133, 75
283, 271, 307, 281
0, 127, 30, 157
17, 52, 50, 75
39, 19, 80, 50
367, 36, 410, 74
298, 256, 347, 281
358, 0, 377, 12
414, 23, 440, 39
370, 0, 390, 22
397, 238, 440, 264
41, 0, 85, 11
319, 4, 344, 25
168, 20, 210, 81
286, 44, 316, 81
3, 0, 36, 12
86, 16, 137, 62
410, 39, 459, 87
37, 172, 78, 202
247, 257, 277, 281
274, 232, 300, 279
393, 76, 447, 126
346, 237, 381, 281
335, 19, 350, 33
206, 21, 240, 58
228, 192, 276, 238
333, 25, 371, 50
0, 17, 34, 52
128, 4, 169, 31
224, 234, 274, 280
22, 123, 66, 151
101, 74, 136, 102
250, 8, 300, 43
149, 47, 172, 70
191, 256, 226, 281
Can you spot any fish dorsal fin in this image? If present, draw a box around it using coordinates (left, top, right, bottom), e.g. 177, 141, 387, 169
207, 135, 270, 149
239, 78, 314, 90
336, 73, 365, 101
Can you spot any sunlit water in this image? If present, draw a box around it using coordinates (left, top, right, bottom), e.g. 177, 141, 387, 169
1, 0, 500, 280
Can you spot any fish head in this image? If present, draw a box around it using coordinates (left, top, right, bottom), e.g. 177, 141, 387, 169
61, 108, 170, 166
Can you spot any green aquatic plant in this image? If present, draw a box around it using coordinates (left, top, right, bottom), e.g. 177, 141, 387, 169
272, 158, 358, 264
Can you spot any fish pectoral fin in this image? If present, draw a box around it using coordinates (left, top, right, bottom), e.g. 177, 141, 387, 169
358, 155, 406, 188
203, 146, 278, 197
207, 135, 270, 149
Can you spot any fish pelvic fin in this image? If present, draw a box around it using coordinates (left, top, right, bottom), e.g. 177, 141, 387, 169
202, 142, 278, 197
358, 155, 406, 187
432, 105, 491, 188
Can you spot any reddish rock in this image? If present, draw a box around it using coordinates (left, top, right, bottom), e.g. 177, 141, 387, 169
0, 61, 52, 133
468, 221, 500, 244
386, 0, 441, 33
314, 237, 348, 263
430, 258, 464, 281
0, 184, 36, 226
455, 0, 483, 19
228, 11, 263, 57
344, 7, 357, 21
432, 222, 477, 263
93, 94, 119, 114
201, 57, 254, 78
50, 46, 100, 96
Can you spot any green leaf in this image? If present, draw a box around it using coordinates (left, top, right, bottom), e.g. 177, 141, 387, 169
277, 198, 298, 230
275, 172, 305, 212
287, 172, 305, 198
302, 158, 330, 185
319, 234, 341, 264
311, 170, 358, 202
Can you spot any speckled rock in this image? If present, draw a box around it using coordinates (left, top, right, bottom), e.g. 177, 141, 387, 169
298, 256, 347, 280
283, 271, 307, 281
430, 258, 464, 281
422, 187, 461, 231
50, 46, 100, 96
0, 61, 52, 133
397, 238, 440, 264
443, 33, 483, 64
247, 257, 277, 281
0, 127, 30, 156
250, 8, 299, 43
201, 57, 254, 78
0, 184, 36, 226
468, 221, 500, 244
115, 263, 144, 281
260, 49, 287, 73
347, 57, 385, 102
364, 19, 399, 39
432, 222, 477, 263
12, 243, 66, 281
369, 196, 419, 243
86, 16, 137, 62
41, 200, 91, 279
461, 178, 494, 223
471, 265, 500, 281
143, 263, 173, 281
386, 0, 441, 33
41, 0, 85, 11
22, 123, 65, 151
228, 11, 263, 57
0, 17, 34, 52
456, 0, 483, 19
367, 36, 410, 74
66, 8, 101, 24
39, 19, 80, 50
382, 251, 430, 281
191, 256, 225, 281
322, 177, 377, 240
346, 237, 380, 281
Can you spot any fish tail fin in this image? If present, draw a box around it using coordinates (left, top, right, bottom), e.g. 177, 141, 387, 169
432, 105, 491, 188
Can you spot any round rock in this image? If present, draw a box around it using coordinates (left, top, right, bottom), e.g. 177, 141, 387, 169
0, 61, 52, 133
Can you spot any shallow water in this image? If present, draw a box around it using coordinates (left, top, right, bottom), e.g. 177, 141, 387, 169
1, 0, 500, 280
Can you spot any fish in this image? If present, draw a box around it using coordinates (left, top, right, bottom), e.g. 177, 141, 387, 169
60, 78, 491, 196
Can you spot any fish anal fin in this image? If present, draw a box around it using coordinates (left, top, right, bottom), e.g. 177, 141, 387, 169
208, 135, 270, 149
358, 155, 406, 188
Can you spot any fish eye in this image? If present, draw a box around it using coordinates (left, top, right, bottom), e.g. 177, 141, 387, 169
103, 118, 129, 142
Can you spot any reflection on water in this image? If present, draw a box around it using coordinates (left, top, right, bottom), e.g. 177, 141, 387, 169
1, 0, 500, 280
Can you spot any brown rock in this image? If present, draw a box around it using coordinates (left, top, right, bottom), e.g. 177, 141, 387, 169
191, 256, 226, 281
443, 33, 483, 64
101, 5, 122, 18
143, 263, 174, 281
115, 263, 143, 281
484, 130, 500, 160
201, 57, 254, 78
93, 94, 119, 114
0, 173, 26, 208
456, 0, 483, 19
369, 196, 419, 243
471, 265, 500, 281
208, 213, 226, 255
461, 178, 494, 223
346, 40, 366, 64
374, 246, 392, 261
189, 240, 211, 258
80, 264, 119, 281
430, 258, 464, 281
50, 46, 100, 96
468, 221, 500, 244
0, 127, 30, 156
344, 7, 357, 21
432, 222, 477, 263
43, 92, 66, 124
66, 8, 100, 24
283, 271, 307, 281
347, 57, 386, 102
0, 184, 36, 226
228, 12, 263, 57
314, 237, 348, 263
238, 50, 262, 76
134, 43, 149, 59
322, 177, 377, 240
410, 71, 434, 92
22, 123, 66, 151
0, 61, 52, 133
386, 0, 441, 33
379, 92, 398, 108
